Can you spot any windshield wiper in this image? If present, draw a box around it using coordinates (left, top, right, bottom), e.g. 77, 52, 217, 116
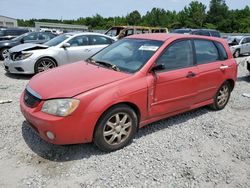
88, 58, 120, 71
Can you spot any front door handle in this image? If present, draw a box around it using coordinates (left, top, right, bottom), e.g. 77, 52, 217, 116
220, 65, 229, 70
186, 71, 196, 78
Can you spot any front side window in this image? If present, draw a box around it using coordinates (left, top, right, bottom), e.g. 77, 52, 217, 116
194, 40, 219, 64
68, 35, 89, 46
156, 40, 193, 71
90, 38, 163, 73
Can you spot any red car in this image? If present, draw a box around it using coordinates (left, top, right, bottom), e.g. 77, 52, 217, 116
20, 34, 237, 151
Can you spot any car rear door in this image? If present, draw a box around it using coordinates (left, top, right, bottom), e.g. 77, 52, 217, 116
149, 39, 198, 117
194, 39, 228, 104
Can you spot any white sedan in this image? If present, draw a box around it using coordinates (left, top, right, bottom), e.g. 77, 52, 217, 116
4, 32, 116, 74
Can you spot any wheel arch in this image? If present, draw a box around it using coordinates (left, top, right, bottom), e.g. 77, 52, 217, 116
93, 102, 141, 134
34, 56, 58, 72
225, 79, 235, 91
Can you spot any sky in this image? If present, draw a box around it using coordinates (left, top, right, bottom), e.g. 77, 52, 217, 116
0, 0, 250, 20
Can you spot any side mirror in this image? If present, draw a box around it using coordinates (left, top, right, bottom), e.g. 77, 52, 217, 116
62, 43, 70, 48
151, 64, 165, 72
20, 38, 24, 44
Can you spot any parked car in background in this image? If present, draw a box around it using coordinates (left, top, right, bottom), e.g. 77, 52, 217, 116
4, 32, 115, 74
0, 32, 56, 60
227, 36, 250, 58
171, 28, 221, 38
20, 33, 237, 151
0, 27, 30, 41
105, 26, 168, 39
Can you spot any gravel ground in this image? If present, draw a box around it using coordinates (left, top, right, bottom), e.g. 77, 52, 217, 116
0, 57, 250, 188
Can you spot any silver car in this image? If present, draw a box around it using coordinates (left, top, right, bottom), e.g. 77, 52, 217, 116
4, 32, 115, 74
228, 36, 250, 58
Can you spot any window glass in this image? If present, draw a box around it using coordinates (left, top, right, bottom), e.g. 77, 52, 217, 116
90, 35, 112, 45
126, 29, 134, 36
68, 35, 89, 46
210, 31, 221, 37
246, 37, 250, 43
194, 40, 220, 64
215, 42, 228, 60
23, 32, 39, 41
39, 33, 55, 40
156, 40, 193, 71
242, 38, 247, 44
91, 38, 163, 73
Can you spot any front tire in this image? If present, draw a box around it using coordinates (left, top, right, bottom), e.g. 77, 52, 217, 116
35, 58, 57, 74
94, 105, 138, 152
0, 48, 9, 60
233, 49, 240, 58
210, 82, 231, 110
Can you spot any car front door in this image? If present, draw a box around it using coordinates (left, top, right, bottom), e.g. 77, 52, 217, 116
62, 35, 91, 63
194, 39, 227, 104
148, 39, 198, 117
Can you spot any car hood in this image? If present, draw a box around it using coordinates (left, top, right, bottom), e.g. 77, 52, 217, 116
9, 43, 48, 53
28, 61, 130, 99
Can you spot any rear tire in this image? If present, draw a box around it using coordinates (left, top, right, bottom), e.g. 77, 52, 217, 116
210, 82, 231, 110
34, 58, 57, 74
94, 105, 138, 152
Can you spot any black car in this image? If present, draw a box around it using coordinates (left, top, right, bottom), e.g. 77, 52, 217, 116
0, 27, 30, 41
171, 28, 221, 38
0, 32, 57, 60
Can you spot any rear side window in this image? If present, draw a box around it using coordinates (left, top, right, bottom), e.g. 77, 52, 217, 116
194, 40, 220, 64
214, 42, 228, 60
89, 35, 112, 45
156, 40, 193, 71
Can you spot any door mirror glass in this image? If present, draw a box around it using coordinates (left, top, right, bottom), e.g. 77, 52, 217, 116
151, 64, 165, 72
62, 42, 70, 48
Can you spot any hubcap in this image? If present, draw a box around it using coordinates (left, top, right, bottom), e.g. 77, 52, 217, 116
217, 85, 229, 107
103, 113, 132, 145
37, 60, 55, 72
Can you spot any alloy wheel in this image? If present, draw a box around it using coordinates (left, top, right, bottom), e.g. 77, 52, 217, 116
217, 85, 229, 108
37, 59, 56, 73
103, 112, 132, 145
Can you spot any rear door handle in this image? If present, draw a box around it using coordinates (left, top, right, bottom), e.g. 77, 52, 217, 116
220, 65, 229, 70
186, 72, 196, 78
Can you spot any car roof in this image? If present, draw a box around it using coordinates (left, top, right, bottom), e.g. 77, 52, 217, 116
126, 33, 224, 42
67, 32, 114, 38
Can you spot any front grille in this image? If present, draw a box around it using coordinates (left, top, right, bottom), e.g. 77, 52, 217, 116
24, 89, 41, 108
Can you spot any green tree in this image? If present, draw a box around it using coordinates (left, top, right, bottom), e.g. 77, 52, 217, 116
179, 1, 206, 28
126, 10, 141, 25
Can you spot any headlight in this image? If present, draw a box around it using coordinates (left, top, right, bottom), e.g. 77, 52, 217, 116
41, 99, 80, 117
14, 52, 33, 61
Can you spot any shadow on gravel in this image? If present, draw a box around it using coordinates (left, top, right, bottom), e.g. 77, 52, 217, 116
22, 121, 105, 162
22, 107, 209, 162
136, 107, 209, 139
5, 72, 33, 80
237, 75, 250, 83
